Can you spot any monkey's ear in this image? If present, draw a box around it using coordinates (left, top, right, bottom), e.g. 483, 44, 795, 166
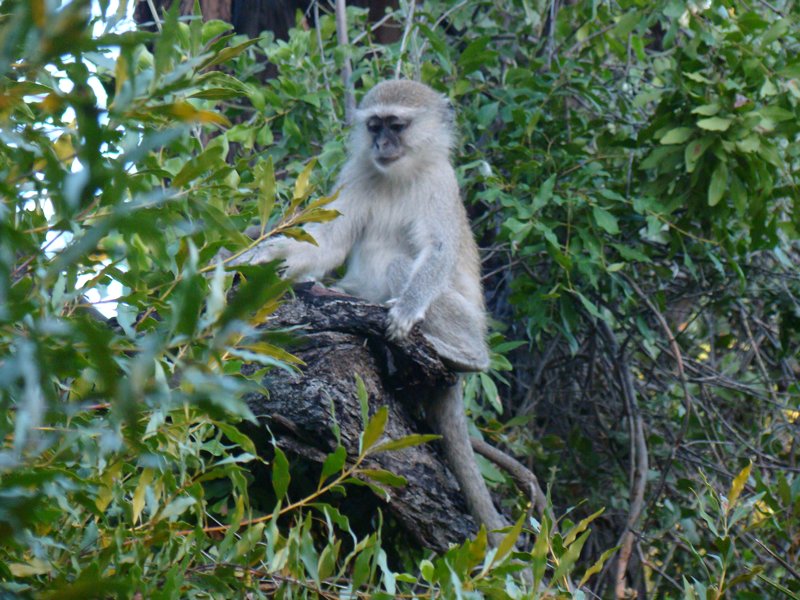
441, 96, 456, 126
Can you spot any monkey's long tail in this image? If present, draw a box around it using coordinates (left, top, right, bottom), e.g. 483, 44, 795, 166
428, 379, 508, 545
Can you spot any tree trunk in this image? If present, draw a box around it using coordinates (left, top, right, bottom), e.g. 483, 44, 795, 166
242, 284, 476, 551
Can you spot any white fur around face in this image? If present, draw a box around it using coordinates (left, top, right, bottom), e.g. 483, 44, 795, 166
236, 80, 488, 372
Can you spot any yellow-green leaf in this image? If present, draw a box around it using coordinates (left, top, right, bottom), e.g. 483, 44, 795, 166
361, 406, 388, 453
132, 467, 154, 525
240, 342, 304, 365
727, 461, 752, 512
493, 514, 524, 565
360, 468, 407, 487
660, 127, 694, 144
256, 156, 276, 232
272, 446, 290, 502
167, 102, 231, 127
371, 434, 441, 454
113, 53, 128, 105
564, 507, 604, 546
691, 103, 720, 116
292, 158, 317, 203
281, 227, 318, 245
578, 545, 620, 587
9, 558, 51, 577
697, 116, 732, 131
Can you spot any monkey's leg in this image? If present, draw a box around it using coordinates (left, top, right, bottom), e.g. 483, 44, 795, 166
422, 293, 490, 372
428, 378, 507, 545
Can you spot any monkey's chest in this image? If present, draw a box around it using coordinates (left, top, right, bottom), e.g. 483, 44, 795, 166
339, 224, 418, 303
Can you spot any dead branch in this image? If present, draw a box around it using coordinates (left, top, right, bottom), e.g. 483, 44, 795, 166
597, 320, 648, 599
471, 437, 545, 514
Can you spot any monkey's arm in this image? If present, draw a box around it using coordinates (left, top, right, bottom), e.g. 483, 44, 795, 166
386, 229, 455, 340
231, 198, 362, 281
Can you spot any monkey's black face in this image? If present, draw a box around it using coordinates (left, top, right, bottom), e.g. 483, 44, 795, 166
366, 115, 408, 168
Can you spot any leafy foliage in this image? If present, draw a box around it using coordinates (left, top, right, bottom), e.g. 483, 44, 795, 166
1, 0, 799, 597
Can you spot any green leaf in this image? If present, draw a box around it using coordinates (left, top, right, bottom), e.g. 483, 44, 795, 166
256, 156, 276, 231
459, 37, 497, 74
574, 291, 603, 320
552, 529, 590, 584
317, 543, 339, 582
761, 18, 788, 45
708, 162, 728, 207
356, 374, 369, 425
531, 514, 550, 589
218, 262, 288, 327
272, 446, 290, 502
532, 174, 556, 212
420, 559, 435, 583
697, 117, 732, 131
691, 103, 720, 116
161, 496, 197, 520
214, 422, 257, 456
320, 445, 347, 485
234, 522, 265, 558
684, 137, 714, 173
613, 10, 640, 37
200, 37, 261, 69
660, 127, 694, 144
735, 135, 760, 153
592, 206, 620, 234
360, 469, 407, 487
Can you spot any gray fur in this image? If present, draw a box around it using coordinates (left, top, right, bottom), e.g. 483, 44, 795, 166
233, 80, 504, 539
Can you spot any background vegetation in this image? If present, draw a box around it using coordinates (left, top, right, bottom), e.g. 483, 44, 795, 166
1, 0, 798, 597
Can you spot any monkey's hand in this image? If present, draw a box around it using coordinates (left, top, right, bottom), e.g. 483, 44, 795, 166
228, 242, 278, 267
386, 301, 425, 341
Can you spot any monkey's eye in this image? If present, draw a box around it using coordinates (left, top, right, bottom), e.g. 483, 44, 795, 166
367, 120, 382, 134
389, 122, 406, 133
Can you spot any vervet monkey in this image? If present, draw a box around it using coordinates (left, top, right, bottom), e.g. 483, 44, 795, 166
234, 80, 506, 538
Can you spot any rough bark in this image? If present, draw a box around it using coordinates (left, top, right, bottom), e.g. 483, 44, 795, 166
243, 283, 475, 551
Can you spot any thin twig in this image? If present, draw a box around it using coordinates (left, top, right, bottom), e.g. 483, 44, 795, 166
564, 22, 616, 57
335, 0, 355, 123
312, 1, 337, 122
751, 537, 800, 580
394, 0, 417, 79
416, 0, 469, 58
545, 0, 557, 69
738, 302, 780, 405
146, 0, 162, 32
471, 437, 546, 514
352, 12, 396, 45
622, 275, 692, 511
597, 320, 648, 599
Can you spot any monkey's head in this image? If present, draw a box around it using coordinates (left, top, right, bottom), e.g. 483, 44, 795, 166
353, 80, 455, 177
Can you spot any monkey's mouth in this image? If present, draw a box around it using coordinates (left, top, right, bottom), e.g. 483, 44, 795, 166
375, 155, 401, 167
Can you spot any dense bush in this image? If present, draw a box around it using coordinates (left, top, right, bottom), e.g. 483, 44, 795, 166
1, 0, 798, 597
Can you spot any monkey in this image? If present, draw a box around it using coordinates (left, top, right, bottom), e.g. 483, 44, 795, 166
232, 80, 507, 539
